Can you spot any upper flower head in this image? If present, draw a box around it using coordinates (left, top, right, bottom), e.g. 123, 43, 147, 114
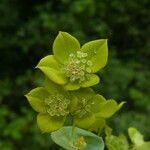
62, 51, 93, 83
36, 31, 108, 91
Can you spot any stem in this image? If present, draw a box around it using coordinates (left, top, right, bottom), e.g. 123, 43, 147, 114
71, 123, 75, 137
98, 128, 101, 136
69, 115, 76, 146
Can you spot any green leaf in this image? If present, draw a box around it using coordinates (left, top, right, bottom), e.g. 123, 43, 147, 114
64, 82, 80, 91
128, 127, 144, 146
118, 134, 129, 150
117, 101, 125, 111
105, 126, 129, 150
74, 113, 95, 129
36, 55, 68, 85
95, 99, 124, 118
106, 134, 129, 150
51, 126, 104, 150
134, 142, 150, 150
89, 118, 106, 132
53, 31, 80, 64
36, 55, 60, 70
95, 100, 117, 118
37, 113, 65, 133
25, 87, 49, 113
128, 128, 150, 150
69, 96, 79, 113
81, 74, 100, 87
44, 78, 61, 93
44, 78, 70, 98
38, 66, 67, 84
81, 39, 108, 73
70, 88, 95, 118
90, 94, 106, 113
72, 88, 95, 101
105, 125, 113, 137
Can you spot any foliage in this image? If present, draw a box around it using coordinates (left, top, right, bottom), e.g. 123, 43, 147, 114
36, 32, 108, 90
51, 127, 104, 150
105, 126, 150, 150
0, 0, 149, 149
25, 32, 125, 149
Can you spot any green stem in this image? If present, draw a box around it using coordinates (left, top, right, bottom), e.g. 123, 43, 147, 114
70, 124, 75, 144
69, 115, 76, 146
97, 128, 101, 136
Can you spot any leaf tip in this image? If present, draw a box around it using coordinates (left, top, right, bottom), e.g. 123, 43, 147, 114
24, 94, 28, 98
34, 65, 38, 69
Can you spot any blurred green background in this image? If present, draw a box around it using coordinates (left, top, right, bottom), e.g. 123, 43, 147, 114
0, 0, 149, 149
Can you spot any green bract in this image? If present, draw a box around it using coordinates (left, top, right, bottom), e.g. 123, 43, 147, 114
25, 79, 72, 133
128, 128, 150, 150
51, 126, 104, 150
25, 79, 124, 133
93, 96, 125, 118
36, 31, 108, 90
25, 31, 127, 150
89, 95, 125, 132
70, 89, 124, 130
105, 127, 150, 150
105, 126, 129, 150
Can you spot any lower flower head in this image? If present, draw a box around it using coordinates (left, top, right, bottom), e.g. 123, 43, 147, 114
26, 81, 124, 132
44, 94, 70, 117
74, 97, 94, 118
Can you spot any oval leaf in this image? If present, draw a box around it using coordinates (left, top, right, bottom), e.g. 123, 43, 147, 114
51, 126, 104, 150
37, 114, 65, 133
38, 66, 67, 85
25, 87, 49, 113
53, 31, 80, 64
81, 39, 108, 73
36, 55, 60, 70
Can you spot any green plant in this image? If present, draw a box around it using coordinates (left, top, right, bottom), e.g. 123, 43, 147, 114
105, 126, 150, 150
36, 31, 108, 90
1, 1, 149, 149
25, 32, 126, 149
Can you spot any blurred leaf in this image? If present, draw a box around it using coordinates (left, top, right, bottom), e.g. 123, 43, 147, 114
128, 127, 144, 146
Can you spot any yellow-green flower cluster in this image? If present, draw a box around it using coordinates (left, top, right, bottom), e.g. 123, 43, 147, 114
62, 51, 93, 83
44, 94, 70, 117
25, 32, 124, 133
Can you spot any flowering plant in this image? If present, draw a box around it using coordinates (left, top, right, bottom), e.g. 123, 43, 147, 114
26, 79, 124, 133
36, 32, 108, 90
25, 32, 128, 150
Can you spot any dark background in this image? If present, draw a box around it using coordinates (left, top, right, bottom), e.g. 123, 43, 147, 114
0, 0, 150, 149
